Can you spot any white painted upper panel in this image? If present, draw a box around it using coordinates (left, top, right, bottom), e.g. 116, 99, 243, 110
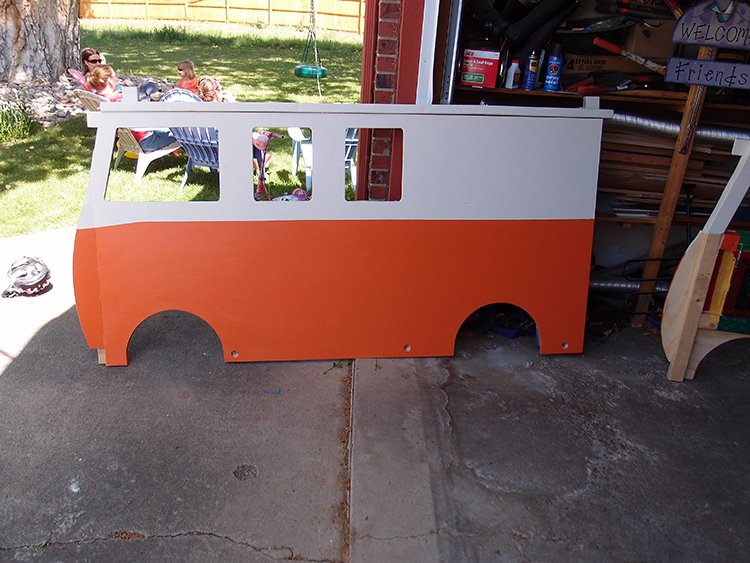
80, 102, 610, 228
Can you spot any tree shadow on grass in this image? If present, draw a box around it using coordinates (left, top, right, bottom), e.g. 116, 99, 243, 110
0, 117, 93, 194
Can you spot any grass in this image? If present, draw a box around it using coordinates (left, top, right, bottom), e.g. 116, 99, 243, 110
82, 19, 363, 103
0, 99, 39, 143
0, 117, 93, 236
103, 127, 317, 202
0, 20, 362, 238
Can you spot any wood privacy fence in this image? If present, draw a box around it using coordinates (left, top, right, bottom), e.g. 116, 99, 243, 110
80, 0, 366, 34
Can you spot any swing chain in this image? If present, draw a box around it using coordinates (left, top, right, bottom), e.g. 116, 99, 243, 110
301, 0, 321, 68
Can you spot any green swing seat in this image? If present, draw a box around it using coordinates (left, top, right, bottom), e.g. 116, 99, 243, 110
294, 65, 327, 79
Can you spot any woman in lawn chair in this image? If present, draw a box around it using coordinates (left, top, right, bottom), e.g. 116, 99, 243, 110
68, 47, 106, 91
81, 47, 106, 76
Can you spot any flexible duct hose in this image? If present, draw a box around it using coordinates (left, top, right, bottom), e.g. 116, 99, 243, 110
589, 279, 670, 294
610, 111, 750, 146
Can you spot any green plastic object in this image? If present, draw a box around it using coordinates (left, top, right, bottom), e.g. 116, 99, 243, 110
717, 315, 750, 335
294, 65, 327, 79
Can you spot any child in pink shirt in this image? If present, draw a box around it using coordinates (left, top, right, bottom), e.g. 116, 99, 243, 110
86, 65, 122, 102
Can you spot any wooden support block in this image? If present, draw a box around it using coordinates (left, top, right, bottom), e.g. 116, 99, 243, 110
662, 232, 723, 381
684, 329, 750, 380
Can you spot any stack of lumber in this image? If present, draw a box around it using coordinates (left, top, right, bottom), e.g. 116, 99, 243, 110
597, 127, 750, 223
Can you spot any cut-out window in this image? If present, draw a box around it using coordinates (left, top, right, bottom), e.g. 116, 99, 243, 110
104, 126, 219, 202
253, 126, 310, 202
346, 128, 402, 201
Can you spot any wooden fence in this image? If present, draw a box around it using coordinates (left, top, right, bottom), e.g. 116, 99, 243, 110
79, 0, 366, 34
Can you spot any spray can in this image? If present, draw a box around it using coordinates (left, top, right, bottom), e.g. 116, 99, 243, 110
522, 51, 539, 90
504, 59, 521, 89
543, 43, 563, 92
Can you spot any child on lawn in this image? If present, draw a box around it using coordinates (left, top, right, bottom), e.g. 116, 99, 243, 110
177, 60, 199, 94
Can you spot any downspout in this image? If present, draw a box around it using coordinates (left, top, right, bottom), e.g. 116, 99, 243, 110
416, 2, 441, 104
440, 0, 464, 104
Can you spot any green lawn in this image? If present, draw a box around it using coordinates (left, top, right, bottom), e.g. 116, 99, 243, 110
0, 20, 362, 238
82, 19, 362, 104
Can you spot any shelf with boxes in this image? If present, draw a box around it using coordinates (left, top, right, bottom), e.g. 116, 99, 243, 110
455, 82, 750, 228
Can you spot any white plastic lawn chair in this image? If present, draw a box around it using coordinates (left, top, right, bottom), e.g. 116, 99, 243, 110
113, 128, 182, 183
74, 89, 106, 111
287, 126, 313, 192
74, 90, 181, 182
345, 127, 358, 189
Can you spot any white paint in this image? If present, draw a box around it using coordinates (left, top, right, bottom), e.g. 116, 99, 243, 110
704, 139, 750, 234
416, 2, 440, 104
80, 101, 610, 229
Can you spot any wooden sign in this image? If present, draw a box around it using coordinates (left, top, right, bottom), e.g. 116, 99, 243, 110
667, 1, 750, 86
666, 57, 750, 89
672, 0, 750, 49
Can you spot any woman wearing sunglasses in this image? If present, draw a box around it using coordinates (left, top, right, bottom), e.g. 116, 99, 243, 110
80, 48, 106, 76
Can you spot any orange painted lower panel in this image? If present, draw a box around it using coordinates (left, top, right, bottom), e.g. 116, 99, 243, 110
73, 219, 594, 365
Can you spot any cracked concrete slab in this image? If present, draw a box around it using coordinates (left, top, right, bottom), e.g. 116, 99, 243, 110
0, 307, 350, 561
0, 229, 348, 562
349, 358, 439, 561
349, 331, 750, 561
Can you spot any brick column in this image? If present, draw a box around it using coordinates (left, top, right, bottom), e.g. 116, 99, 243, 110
373, 1, 400, 104
358, 0, 424, 201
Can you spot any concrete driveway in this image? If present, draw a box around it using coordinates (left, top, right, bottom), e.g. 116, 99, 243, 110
1, 228, 749, 561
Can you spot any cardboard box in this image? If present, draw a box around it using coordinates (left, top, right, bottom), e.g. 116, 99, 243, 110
564, 53, 666, 75
460, 49, 501, 88
623, 20, 676, 60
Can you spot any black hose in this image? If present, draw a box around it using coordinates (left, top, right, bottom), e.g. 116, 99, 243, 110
513, 0, 580, 63
504, 0, 578, 50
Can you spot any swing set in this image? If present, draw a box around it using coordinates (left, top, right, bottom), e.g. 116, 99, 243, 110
294, 0, 327, 80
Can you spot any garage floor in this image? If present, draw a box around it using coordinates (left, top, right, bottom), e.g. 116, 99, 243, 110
1, 228, 749, 561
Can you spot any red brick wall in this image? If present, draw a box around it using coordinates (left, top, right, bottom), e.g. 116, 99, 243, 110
358, 0, 423, 200
367, 0, 401, 200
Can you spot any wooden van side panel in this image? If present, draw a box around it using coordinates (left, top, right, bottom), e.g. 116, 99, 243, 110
73, 229, 104, 350
73, 218, 594, 365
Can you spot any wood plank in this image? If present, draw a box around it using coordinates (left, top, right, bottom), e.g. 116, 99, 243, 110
600, 150, 705, 170
601, 141, 675, 157
634, 45, 717, 323
684, 329, 750, 379
662, 232, 722, 380
603, 131, 715, 154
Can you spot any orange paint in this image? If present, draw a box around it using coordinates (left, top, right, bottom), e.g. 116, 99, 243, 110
74, 219, 594, 366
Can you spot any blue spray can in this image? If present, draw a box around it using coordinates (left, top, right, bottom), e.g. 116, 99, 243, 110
522, 51, 539, 90
543, 43, 563, 92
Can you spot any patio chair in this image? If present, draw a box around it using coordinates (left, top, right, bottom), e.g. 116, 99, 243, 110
287, 127, 357, 192
287, 126, 313, 191
68, 68, 91, 91
112, 128, 182, 183
161, 89, 219, 190
73, 89, 106, 111
168, 126, 219, 190
345, 127, 358, 189
74, 89, 182, 182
